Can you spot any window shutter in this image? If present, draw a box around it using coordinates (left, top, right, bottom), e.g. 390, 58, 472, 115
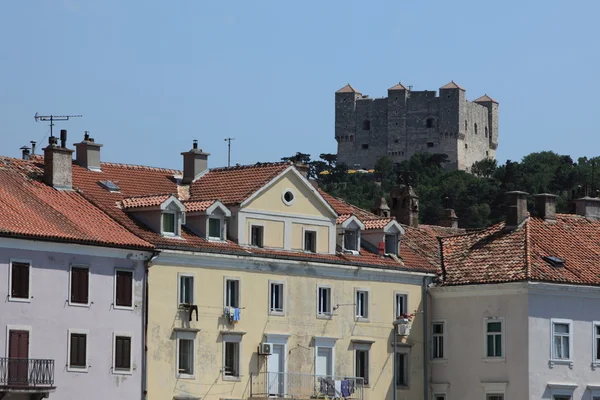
71, 268, 89, 304
81, 269, 89, 304
78, 335, 86, 366
115, 336, 131, 369
70, 335, 78, 366
116, 271, 133, 307
11, 264, 20, 297
11, 263, 29, 298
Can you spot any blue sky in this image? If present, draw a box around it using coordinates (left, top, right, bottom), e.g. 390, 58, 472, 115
1, 1, 599, 169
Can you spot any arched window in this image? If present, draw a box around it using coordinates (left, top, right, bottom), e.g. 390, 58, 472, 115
362, 120, 371, 130
426, 118, 435, 128
485, 127, 488, 137
474, 123, 478, 134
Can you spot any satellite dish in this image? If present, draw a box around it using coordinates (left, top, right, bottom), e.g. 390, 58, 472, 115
34, 112, 39, 122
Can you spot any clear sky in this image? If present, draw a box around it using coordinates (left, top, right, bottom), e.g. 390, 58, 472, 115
1, 1, 599, 170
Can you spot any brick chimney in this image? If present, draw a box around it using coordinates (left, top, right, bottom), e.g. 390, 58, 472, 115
440, 208, 459, 228
534, 193, 557, 222
181, 140, 209, 184
294, 162, 309, 179
74, 132, 103, 171
390, 184, 419, 228
43, 130, 74, 190
574, 196, 600, 220
505, 191, 529, 227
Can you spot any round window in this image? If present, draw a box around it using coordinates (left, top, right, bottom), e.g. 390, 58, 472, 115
282, 190, 295, 205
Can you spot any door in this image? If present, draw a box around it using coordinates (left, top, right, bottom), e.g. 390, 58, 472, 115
8, 330, 29, 385
316, 347, 332, 377
267, 344, 285, 396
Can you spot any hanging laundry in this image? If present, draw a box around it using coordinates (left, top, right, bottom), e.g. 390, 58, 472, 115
233, 307, 241, 322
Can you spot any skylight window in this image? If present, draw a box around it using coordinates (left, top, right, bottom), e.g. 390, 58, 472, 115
543, 256, 565, 268
99, 180, 120, 193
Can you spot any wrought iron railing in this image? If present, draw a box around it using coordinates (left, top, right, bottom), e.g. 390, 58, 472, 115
250, 372, 364, 399
0, 358, 55, 387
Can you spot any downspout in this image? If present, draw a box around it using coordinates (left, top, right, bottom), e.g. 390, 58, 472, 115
422, 276, 432, 400
143, 251, 160, 400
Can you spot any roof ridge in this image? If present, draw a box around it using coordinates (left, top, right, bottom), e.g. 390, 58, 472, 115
208, 161, 290, 173
99, 161, 181, 174
524, 217, 532, 280
122, 193, 174, 200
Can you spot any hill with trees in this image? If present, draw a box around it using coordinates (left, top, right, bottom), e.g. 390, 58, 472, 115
281, 151, 600, 229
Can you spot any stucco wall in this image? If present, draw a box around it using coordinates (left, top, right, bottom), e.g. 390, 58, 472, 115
0, 238, 148, 400
429, 284, 529, 399
147, 255, 427, 400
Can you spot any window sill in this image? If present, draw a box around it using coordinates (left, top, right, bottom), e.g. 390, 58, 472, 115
549, 359, 574, 368
177, 373, 195, 380
112, 368, 133, 375
317, 313, 333, 320
8, 297, 31, 303
114, 304, 135, 311
430, 358, 447, 364
68, 302, 91, 308
355, 317, 370, 323
67, 366, 89, 373
395, 385, 410, 390
223, 375, 242, 382
592, 362, 600, 370
269, 311, 285, 317
208, 237, 225, 242
482, 357, 506, 363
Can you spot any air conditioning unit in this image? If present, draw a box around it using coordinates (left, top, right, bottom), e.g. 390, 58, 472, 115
259, 342, 273, 355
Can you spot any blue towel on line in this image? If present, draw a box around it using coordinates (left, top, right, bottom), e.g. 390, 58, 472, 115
233, 308, 241, 321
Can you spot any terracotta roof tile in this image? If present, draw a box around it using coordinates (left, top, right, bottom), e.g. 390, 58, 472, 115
388, 82, 408, 91
336, 84, 360, 94
440, 214, 600, 286
363, 218, 394, 230
184, 200, 216, 212
0, 156, 152, 250
190, 163, 290, 205
121, 194, 172, 209
440, 81, 465, 91
473, 94, 498, 104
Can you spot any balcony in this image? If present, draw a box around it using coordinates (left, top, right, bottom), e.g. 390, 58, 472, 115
0, 358, 56, 396
250, 372, 364, 400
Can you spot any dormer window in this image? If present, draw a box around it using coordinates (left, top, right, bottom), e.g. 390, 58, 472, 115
162, 213, 176, 235
385, 234, 398, 255
208, 217, 223, 240
344, 229, 359, 251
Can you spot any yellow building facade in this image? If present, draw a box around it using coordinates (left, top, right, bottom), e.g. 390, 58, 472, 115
145, 166, 434, 400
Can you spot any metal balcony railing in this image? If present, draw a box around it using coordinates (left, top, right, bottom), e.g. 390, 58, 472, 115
0, 358, 55, 387
250, 372, 364, 399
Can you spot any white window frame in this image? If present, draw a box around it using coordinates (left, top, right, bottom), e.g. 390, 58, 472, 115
113, 268, 135, 310
343, 229, 360, 251
483, 317, 505, 361
112, 332, 133, 375
8, 258, 32, 303
353, 342, 371, 387
224, 277, 241, 309
354, 288, 369, 322
395, 346, 410, 388
161, 211, 179, 237
593, 321, 600, 369
268, 280, 285, 316
431, 320, 446, 361
222, 333, 243, 381
394, 292, 408, 319
317, 285, 332, 318
68, 264, 91, 307
177, 273, 195, 307
250, 224, 265, 248
176, 331, 196, 379
303, 228, 317, 253
385, 233, 398, 255
314, 336, 337, 378
67, 328, 89, 373
207, 215, 225, 241
550, 318, 573, 366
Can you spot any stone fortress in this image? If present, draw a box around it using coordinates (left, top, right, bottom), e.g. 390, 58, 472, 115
334, 81, 498, 171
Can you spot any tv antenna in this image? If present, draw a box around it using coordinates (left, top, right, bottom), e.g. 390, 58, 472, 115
224, 137, 235, 167
34, 113, 82, 138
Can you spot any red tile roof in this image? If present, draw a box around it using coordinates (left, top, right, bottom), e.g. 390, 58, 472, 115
121, 194, 173, 209
336, 84, 360, 94
0, 156, 152, 250
440, 214, 600, 286
473, 94, 498, 104
189, 163, 290, 205
184, 200, 216, 212
440, 81, 465, 91
388, 82, 408, 91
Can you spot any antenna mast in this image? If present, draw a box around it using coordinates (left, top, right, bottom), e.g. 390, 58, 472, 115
34, 113, 82, 138
224, 137, 235, 167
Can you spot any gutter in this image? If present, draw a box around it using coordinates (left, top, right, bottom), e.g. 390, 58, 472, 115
142, 250, 160, 400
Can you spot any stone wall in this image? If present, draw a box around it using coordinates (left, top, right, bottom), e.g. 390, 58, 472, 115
335, 82, 498, 171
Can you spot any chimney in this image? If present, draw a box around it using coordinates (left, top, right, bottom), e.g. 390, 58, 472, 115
20, 146, 30, 160
74, 132, 103, 171
371, 197, 391, 218
439, 208, 459, 228
390, 184, 419, 228
505, 191, 529, 227
30, 141, 36, 155
181, 140, 210, 184
534, 193, 557, 222
295, 162, 309, 179
43, 130, 74, 190
574, 196, 600, 220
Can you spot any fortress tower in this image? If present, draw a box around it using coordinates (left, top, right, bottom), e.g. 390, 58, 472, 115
334, 81, 499, 171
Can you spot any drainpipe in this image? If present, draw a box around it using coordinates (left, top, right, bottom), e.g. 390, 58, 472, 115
422, 276, 432, 400
143, 251, 160, 400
